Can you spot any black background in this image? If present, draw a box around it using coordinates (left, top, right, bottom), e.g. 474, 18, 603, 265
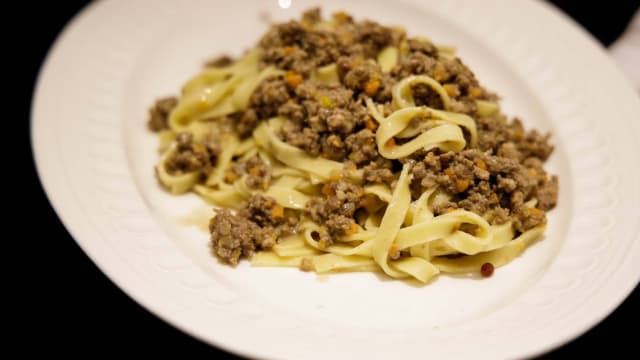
21, 0, 639, 358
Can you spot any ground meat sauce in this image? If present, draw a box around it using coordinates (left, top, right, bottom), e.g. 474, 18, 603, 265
210, 195, 297, 264
151, 9, 558, 266
165, 132, 221, 174
410, 149, 556, 232
148, 97, 177, 131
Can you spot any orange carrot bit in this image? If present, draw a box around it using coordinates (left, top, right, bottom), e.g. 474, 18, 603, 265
385, 138, 396, 148
348, 163, 357, 172
455, 179, 470, 192
364, 79, 380, 96
469, 87, 483, 99
322, 183, 335, 197
271, 205, 285, 219
388, 245, 401, 259
248, 166, 261, 176
528, 168, 538, 177
361, 196, 374, 213
444, 167, 454, 176
224, 170, 237, 183
347, 222, 359, 235
364, 116, 378, 131
283, 46, 296, 55
285, 71, 303, 88
443, 83, 460, 97
475, 158, 487, 170
526, 207, 544, 217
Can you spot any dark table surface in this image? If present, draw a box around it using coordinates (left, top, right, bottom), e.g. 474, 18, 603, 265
22, 0, 638, 357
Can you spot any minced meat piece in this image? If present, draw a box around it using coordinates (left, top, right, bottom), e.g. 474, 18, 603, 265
148, 97, 177, 132
209, 195, 299, 264
238, 194, 287, 227
165, 132, 220, 174
205, 55, 234, 67
230, 109, 259, 138
407, 38, 438, 56
477, 115, 554, 161
412, 83, 444, 109
354, 20, 394, 57
362, 160, 396, 184
281, 124, 322, 156
411, 150, 557, 230
305, 179, 364, 247
302, 8, 321, 25
345, 129, 378, 165
322, 134, 347, 161
325, 108, 357, 135
250, 77, 292, 119
536, 175, 559, 211
231, 155, 271, 190
342, 61, 384, 93
326, 214, 356, 237
391, 52, 438, 79
278, 102, 306, 123
209, 209, 260, 265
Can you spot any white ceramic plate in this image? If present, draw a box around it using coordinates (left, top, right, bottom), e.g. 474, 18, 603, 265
32, 0, 640, 358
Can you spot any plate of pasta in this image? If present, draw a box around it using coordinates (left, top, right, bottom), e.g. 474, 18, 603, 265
32, 0, 640, 359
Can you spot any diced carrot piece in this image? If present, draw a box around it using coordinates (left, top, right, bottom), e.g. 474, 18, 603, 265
364, 116, 378, 131
455, 179, 470, 192
526, 208, 543, 217
364, 79, 380, 96
443, 84, 459, 97
385, 138, 396, 148
248, 166, 261, 176
285, 71, 303, 88
469, 87, 482, 98
347, 222, 359, 235
271, 205, 284, 219
322, 183, 335, 196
